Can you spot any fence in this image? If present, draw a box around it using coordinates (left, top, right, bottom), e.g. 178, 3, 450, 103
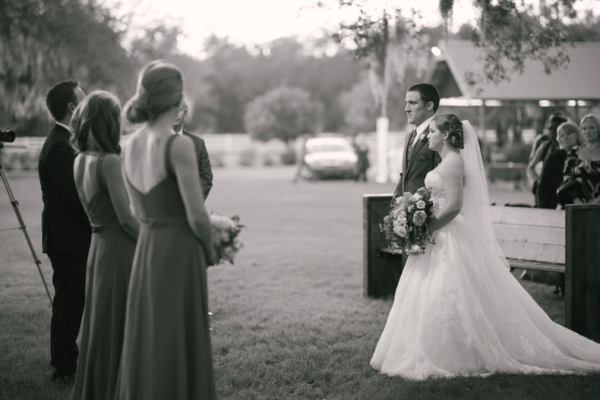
0, 134, 293, 171
0, 131, 455, 177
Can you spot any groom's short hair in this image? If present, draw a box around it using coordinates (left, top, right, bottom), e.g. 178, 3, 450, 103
46, 79, 80, 121
408, 83, 440, 113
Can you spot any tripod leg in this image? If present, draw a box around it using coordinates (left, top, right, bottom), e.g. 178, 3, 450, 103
0, 164, 53, 307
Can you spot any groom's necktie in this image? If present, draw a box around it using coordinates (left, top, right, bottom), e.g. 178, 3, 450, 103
408, 128, 418, 160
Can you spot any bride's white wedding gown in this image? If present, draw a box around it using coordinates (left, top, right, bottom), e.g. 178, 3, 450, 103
371, 169, 600, 380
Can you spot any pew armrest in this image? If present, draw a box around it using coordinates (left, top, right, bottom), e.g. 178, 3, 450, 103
507, 259, 565, 274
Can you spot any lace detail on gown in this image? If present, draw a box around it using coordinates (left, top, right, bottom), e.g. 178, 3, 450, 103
370, 170, 600, 380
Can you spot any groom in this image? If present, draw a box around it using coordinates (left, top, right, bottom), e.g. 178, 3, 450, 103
393, 83, 442, 198
173, 99, 213, 199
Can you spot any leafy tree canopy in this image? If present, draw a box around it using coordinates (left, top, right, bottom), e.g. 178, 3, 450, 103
244, 86, 322, 145
318, 0, 598, 86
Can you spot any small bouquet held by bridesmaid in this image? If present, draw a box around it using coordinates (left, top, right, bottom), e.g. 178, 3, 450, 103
380, 187, 436, 256
210, 213, 244, 265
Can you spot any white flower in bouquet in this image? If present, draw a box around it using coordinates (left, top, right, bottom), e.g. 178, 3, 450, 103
222, 246, 236, 263
209, 213, 244, 265
416, 200, 426, 210
408, 244, 424, 254
410, 194, 421, 202
393, 223, 407, 238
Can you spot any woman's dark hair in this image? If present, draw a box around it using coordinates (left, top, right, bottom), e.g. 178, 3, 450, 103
124, 60, 183, 124
46, 79, 80, 121
407, 83, 441, 113
70, 91, 122, 154
434, 114, 464, 149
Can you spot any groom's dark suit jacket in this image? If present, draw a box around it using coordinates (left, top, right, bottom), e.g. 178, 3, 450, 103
393, 125, 441, 197
38, 124, 91, 254
182, 129, 213, 199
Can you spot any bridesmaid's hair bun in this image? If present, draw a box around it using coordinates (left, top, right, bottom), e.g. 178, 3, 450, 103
124, 60, 183, 124
125, 92, 151, 124
435, 114, 464, 149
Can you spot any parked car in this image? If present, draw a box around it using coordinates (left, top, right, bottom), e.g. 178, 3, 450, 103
303, 137, 358, 180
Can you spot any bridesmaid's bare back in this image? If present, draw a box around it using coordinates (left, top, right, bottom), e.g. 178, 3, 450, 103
74, 154, 103, 203
122, 127, 173, 194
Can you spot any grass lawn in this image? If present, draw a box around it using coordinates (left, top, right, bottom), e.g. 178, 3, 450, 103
1, 167, 598, 400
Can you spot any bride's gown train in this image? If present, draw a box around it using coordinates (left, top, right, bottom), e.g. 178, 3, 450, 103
371, 170, 600, 380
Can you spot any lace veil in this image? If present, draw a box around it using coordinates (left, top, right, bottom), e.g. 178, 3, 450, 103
460, 120, 510, 269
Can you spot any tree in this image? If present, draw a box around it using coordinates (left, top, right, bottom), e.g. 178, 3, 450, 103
329, 6, 430, 119
244, 86, 322, 146
338, 74, 378, 134
319, 0, 596, 87
194, 34, 363, 133
0, 0, 135, 133
129, 21, 183, 65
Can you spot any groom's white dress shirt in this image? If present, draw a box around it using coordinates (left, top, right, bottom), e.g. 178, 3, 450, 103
411, 115, 435, 149
55, 121, 72, 132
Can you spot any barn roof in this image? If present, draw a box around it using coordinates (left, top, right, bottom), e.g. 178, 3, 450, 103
427, 40, 600, 101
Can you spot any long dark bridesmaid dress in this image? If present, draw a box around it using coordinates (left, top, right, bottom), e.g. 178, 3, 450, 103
71, 154, 136, 400
115, 135, 216, 400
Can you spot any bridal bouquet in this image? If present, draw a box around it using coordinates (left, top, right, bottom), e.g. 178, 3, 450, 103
380, 187, 436, 256
210, 213, 244, 265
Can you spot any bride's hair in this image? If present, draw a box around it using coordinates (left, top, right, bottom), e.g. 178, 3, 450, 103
435, 114, 464, 149
124, 60, 183, 124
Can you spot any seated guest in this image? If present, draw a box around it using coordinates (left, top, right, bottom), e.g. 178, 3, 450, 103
537, 122, 582, 210
558, 114, 600, 206
527, 113, 568, 206
69, 91, 139, 400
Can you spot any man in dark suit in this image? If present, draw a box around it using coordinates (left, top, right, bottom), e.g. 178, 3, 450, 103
173, 100, 213, 199
393, 83, 442, 198
38, 79, 90, 382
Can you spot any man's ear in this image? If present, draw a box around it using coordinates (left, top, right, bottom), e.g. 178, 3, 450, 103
68, 103, 76, 114
426, 101, 434, 111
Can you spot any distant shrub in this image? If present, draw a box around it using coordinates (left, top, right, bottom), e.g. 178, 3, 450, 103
19, 152, 38, 170
262, 154, 275, 167
210, 152, 226, 168
280, 148, 297, 165
238, 147, 256, 167
502, 143, 532, 163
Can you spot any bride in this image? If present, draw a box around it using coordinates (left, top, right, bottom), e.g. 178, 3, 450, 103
371, 114, 600, 380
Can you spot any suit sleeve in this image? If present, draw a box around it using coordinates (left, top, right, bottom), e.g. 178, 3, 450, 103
393, 133, 413, 198
45, 142, 89, 226
197, 139, 213, 199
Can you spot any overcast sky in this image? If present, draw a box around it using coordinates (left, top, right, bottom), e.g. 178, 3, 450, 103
109, 0, 599, 56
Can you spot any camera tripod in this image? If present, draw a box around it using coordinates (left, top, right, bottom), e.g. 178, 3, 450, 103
0, 143, 53, 306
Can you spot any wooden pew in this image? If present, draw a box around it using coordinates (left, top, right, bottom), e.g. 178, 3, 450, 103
364, 195, 600, 341
566, 204, 600, 343
363, 194, 404, 298
490, 206, 565, 274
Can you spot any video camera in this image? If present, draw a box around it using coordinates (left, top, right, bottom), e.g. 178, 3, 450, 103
0, 129, 16, 143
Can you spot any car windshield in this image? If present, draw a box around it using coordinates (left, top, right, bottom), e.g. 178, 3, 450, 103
307, 144, 351, 153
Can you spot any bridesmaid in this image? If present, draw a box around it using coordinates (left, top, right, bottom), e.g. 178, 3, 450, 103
69, 91, 139, 400
115, 60, 217, 400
